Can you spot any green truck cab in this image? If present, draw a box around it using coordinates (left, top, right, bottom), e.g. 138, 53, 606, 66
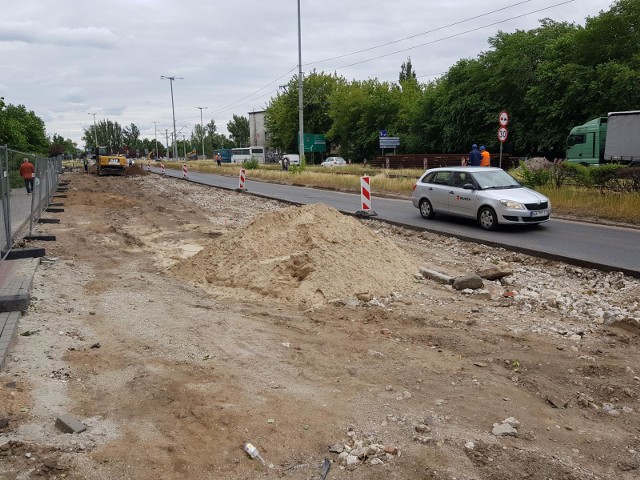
566, 111, 640, 167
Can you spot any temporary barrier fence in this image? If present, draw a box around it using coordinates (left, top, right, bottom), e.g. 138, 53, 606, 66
0, 146, 62, 261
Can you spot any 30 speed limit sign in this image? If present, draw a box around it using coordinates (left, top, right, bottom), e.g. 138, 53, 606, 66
498, 126, 508, 143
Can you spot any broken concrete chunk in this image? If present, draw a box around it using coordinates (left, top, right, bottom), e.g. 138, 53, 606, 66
419, 268, 454, 285
476, 263, 513, 280
492, 423, 518, 437
452, 274, 485, 291
547, 396, 568, 409
55, 414, 87, 434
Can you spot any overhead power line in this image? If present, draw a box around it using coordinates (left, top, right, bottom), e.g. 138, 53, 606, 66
324, 0, 576, 72
303, 0, 535, 67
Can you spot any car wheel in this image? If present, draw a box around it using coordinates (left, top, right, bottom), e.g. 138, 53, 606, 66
478, 207, 498, 230
419, 199, 435, 219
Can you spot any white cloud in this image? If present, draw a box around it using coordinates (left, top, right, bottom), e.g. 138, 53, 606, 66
0, 21, 118, 48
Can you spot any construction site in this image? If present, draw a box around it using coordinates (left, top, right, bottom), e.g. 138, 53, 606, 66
0, 170, 638, 479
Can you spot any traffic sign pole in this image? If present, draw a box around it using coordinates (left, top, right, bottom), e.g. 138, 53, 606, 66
498, 111, 509, 169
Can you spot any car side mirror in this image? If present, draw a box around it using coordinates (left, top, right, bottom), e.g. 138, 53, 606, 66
463, 183, 475, 190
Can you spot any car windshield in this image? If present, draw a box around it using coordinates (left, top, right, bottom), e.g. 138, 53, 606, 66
471, 170, 521, 190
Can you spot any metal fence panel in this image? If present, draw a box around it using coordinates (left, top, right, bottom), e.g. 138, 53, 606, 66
0, 146, 11, 258
0, 147, 62, 260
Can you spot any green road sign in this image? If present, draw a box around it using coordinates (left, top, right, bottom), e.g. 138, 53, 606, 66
299, 133, 327, 153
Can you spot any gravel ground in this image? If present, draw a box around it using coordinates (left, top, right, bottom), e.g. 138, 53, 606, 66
0, 171, 638, 479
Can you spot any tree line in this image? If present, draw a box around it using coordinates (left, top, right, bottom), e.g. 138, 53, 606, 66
266, 0, 640, 162
80, 114, 250, 158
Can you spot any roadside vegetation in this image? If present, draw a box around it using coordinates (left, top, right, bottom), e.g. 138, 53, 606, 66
161, 160, 640, 225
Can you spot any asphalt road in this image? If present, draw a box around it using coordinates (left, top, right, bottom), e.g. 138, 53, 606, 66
149, 166, 640, 277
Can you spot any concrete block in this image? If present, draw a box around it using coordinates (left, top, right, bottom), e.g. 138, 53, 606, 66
55, 414, 87, 433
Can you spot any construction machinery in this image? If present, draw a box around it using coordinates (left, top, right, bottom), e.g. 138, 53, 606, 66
94, 146, 127, 175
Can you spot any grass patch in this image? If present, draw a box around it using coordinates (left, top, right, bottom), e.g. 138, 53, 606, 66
539, 186, 640, 224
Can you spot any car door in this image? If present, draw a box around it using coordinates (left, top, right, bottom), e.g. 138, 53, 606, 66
421, 171, 452, 212
448, 171, 478, 218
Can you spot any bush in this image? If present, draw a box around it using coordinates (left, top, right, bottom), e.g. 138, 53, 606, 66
244, 159, 259, 170
289, 164, 305, 174
519, 163, 552, 188
588, 164, 624, 191
615, 166, 640, 192
550, 162, 584, 188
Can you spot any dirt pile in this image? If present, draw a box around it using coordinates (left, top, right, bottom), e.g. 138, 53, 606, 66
170, 203, 418, 306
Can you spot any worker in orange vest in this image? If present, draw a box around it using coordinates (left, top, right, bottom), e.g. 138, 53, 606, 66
479, 146, 491, 167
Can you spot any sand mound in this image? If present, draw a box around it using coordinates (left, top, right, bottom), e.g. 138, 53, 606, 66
170, 203, 418, 306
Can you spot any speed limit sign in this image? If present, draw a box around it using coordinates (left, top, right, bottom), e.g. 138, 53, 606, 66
498, 126, 508, 143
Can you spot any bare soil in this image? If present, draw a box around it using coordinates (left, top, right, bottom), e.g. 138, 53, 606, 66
0, 171, 639, 479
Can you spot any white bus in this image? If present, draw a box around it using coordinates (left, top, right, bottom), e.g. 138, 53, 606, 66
230, 146, 265, 164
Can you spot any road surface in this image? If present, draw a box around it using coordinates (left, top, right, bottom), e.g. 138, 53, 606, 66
149, 166, 640, 276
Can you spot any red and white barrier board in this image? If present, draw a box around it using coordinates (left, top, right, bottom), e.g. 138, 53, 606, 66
238, 168, 246, 190
182, 163, 188, 178
360, 175, 372, 211
160, 163, 165, 175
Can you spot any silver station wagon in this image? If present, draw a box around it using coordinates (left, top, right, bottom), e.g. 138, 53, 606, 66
411, 167, 551, 230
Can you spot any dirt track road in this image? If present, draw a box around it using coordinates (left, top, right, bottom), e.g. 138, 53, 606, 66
0, 170, 638, 479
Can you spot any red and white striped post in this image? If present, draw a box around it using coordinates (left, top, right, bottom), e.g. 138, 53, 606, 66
361, 175, 372, 212
147, 162, 151, 171
356, 175, 377, 217
182, 163, 188, 179
237, 168, 246, 191
160, 163, 165, 175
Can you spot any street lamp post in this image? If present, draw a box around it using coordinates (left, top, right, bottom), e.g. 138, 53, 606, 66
160, 75, 182, 161
88, 112, 98, 148
297, 0, 305, 164
196, 106, 207, 159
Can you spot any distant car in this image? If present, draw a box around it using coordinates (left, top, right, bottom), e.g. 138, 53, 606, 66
411, 166, 551, 230
321, 156, 347, 167
282, 154, 300, 166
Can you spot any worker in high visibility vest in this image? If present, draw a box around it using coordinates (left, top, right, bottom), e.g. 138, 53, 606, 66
480, 146, 491, 167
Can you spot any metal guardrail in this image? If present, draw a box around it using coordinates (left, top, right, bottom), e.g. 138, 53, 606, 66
0, 145, 62, 260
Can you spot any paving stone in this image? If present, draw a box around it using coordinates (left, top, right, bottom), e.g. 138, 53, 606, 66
55, 414, 87, 434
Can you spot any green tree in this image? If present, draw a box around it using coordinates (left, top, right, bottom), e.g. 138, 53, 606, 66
227, 115, 250, 147
265, 71, 343, 153
0, 99, 48, 153
123, 123, 141, 153
48, 134, 77, 157
328, 79, 401, 162
82, 119, 125, 152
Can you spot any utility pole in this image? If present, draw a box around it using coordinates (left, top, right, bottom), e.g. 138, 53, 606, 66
160, 75, 183, 161
164, 129, 170, 159
196, 106, 207, 159
297, 0, 305, 164
153, 122, 159, 159
88, 112, 98, 148
182, 134, 187, 159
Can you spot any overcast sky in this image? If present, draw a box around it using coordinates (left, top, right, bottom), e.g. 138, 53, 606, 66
0, 0, 613, 148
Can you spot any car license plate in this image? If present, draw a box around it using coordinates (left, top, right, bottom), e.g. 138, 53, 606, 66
109, 158, 120, 165
530, 210, 548, 217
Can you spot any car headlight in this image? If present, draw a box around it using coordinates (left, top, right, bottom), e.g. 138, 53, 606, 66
499, 200, 525, 210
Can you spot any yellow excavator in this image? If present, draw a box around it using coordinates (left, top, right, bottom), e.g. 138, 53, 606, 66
94, 146, 127, 176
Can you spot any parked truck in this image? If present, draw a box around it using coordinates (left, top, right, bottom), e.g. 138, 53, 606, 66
565, 111, 640, 167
